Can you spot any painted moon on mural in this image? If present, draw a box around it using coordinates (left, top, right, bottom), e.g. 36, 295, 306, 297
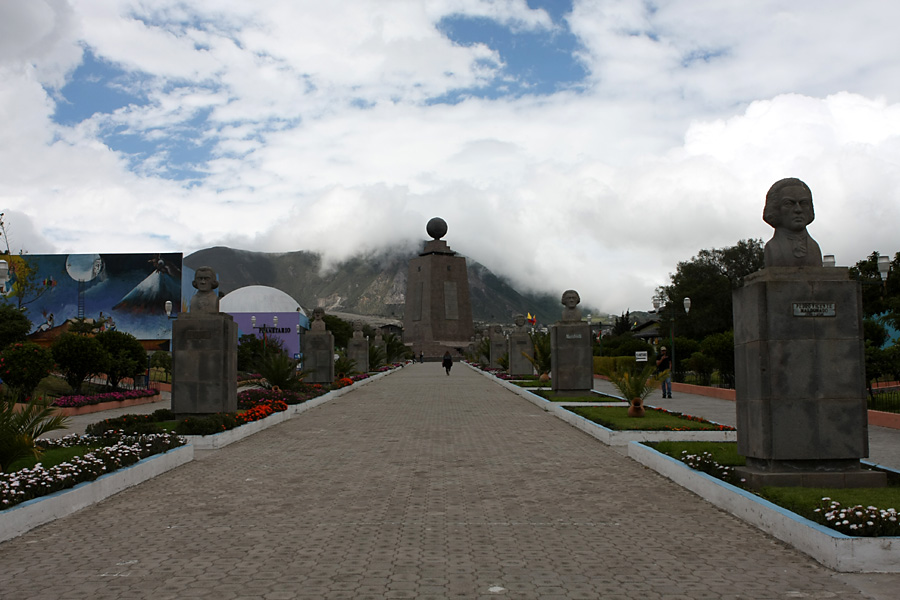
65, 254, 104, 282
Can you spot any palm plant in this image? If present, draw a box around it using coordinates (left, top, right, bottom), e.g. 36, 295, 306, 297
523, 332, 551, 378
607, 363, 669, 417
0, 396, 70, 471
257, 351, 306, 391
334, 351, 358, 378
383, 333, 412, 364
368, 343, 386, 371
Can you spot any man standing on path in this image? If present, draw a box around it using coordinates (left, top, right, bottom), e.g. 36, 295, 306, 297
656, 346, 672, 398
442, 351, 453, 375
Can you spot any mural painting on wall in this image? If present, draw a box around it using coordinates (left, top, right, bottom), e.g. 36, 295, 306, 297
8, 253, 185, 343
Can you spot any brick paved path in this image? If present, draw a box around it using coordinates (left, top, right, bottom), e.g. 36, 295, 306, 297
2, 364, 896, 599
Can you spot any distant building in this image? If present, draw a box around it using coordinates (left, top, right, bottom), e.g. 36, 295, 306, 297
220, 285, 309, 359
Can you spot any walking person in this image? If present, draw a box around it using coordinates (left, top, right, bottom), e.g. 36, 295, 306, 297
656, 346, 672, 398
442, 351, 453, 376
419, 351, 424, 364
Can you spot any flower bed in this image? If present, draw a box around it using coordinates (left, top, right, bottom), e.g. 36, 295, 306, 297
628, 442, 900, 572
52, 388, 161, 409
1, 432, 185, 511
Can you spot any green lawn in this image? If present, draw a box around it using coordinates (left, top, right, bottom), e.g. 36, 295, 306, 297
8, 445, 95, 472
568, 406, 733, 431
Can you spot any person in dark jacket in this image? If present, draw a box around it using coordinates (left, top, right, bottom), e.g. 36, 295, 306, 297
442, 351, 453, 375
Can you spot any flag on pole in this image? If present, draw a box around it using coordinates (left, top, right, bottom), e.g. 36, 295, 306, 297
527, 312, 537, 325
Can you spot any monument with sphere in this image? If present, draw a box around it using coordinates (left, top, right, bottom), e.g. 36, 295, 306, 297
172, 266, 238, 414
403, 218, 475, 359
733, 178, 884, 488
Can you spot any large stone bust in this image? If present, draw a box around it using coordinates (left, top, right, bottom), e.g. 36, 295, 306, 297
352, 320, 365, 338
310, 307, 327, 332
513, 314, 528, 332
762, 178, 823, 268
560, 289, 582, 322
189, 266, 220, 314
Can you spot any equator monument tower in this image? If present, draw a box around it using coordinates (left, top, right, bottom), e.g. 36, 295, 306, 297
403, 218, 475, 359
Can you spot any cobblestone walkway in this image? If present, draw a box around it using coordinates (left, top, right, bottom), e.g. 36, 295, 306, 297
2, 364, 897, 599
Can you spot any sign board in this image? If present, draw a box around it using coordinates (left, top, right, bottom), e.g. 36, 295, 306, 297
635, 351, 648, 362
792, 302, 836, 317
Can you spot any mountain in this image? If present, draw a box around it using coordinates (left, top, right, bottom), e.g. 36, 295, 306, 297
184, 246, 562, 326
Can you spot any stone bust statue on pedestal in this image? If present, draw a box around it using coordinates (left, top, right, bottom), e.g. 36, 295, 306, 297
189, 266, 220, 314
352, 320, 365, 338
560, 289, 582, 322
763, 178, 823, 268
310, 307, 327, 331
513, 314, 528, 331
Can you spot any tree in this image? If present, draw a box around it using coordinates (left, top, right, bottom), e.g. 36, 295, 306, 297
611, 311, 633, 336
51, 333, 108, 393
323, 315, 353, 349
851, 252, 900, 390
0, 303, 31, 350
150, 351, 172, 382
850, 251, 900, 327
237, 333, 285, 373
658, 239, 764, 341
599, 333, 653, 358
700, 331, 735, 377
95, 330, 148, 390
0, 342, 54, 402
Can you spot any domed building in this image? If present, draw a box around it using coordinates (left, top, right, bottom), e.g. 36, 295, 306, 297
220, 285, 309, 359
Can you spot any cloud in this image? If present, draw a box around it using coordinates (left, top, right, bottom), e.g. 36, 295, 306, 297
1, 1, 900, 316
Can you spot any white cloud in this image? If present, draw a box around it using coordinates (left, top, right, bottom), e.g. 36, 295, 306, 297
2, 0, 900, 315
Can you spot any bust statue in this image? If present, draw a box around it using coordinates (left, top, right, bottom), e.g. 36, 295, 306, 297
189, 266, 219, 314
513, 314, 528, 331
310, 307, 327, 332
560, 289, 582, 322
352, 320, 365, 338
763, 178, 823, 268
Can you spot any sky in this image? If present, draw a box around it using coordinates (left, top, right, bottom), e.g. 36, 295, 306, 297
2, 0, 900, 316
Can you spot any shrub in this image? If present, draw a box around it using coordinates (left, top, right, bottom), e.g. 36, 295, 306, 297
174, 413, 241, 436
0, 304, 31, 350
95, 330, 147, 390
85, 414, 166, 436
0, 342, 54, 402
51, 333, 108, 393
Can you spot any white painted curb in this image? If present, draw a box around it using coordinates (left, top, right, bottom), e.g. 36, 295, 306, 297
0, 444, 193, 544
188, 368, 401, 448
472, 365, 736, 445
628, 441, 900, 573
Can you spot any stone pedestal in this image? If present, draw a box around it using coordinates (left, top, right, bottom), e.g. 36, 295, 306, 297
172, 313, 238, 414
347, 336, 369, 374
489, 332, 506, 369
733, 267, 885, 488
508, 332, 534, 377
304, 331, 335, 384
550, 322, 593, 395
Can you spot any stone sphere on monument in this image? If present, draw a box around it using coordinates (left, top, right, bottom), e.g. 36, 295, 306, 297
426, 217, 448, 240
